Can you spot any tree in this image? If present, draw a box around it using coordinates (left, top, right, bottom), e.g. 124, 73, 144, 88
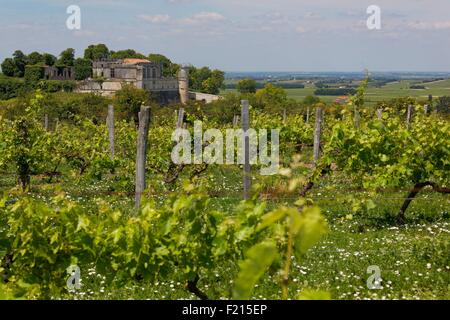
189, 66, 225, 95
110, 49, 146, 59
57, 48, 75, 66
115, 84, 150, 123
202, 70, 225, 95
254, 83, 287, 109
74, 58, 92, 80
1, 58, 16, 77
148, 53, 178, 77
189, 66, 210, 91
28, 52, 44, 65
303, 95, 320, 105
236, 78, 257, 94
84, 44, 110, 61
42, 53, 57, 66
24, 65, 44, 86
436, 96, 450, 114
351, 71, 369, 109
12, 50, 28, 77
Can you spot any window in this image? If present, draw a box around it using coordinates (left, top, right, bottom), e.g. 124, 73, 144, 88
152, 68, 156, 78
110, 68, 115, 78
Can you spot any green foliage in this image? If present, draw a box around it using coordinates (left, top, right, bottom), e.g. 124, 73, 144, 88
38, 80, 77, 93
189, 66, 225, 95
24, 65, 44, 86
232, 241, 278, 299
110, 49, 146, 60
84, 44, 110, 61
236, 78, 257, 94
1, 58, 16, 77
74, 58, 92, 80
12, 51, 27, 77
42, 53, 57, 66
115, 84, 150, 122
1, 51, 57, 79
321, 108, 450, 191
380, 97, 417, 114
0, 90, 448, 300
148, 54, 179, 77
27, 52, 44, 65
293, 206, 328, 255
254, 83, 288, 109
436, 96, 450, 114
0, 50, 28, 77
0, 77, 25, 100
0, 184, 262, 298
57, 48, 75, 67
233, 203, 328, 300
303, 95, 320, 105
314, 88, 357, 96
351, 72, 369, 109
0, 92, 49, 189
298, 289, 331, 300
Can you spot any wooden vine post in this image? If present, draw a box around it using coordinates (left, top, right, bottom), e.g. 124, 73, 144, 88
241, 100, 251, 200
313, 107, 323, 166
44, 114, 49, 131
135, 106, 151, 210
377, 108, 383, 120
177, 108, 185, 129
406, 105, 413, 130
107, 104, 115, 159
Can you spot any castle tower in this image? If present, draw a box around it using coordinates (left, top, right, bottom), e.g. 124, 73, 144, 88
177, 66, 189, 105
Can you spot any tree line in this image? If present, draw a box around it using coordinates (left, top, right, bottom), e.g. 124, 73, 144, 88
0, 44, 225, 95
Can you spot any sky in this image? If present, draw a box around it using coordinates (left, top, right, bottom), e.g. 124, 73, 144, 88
0, 0, 450, 72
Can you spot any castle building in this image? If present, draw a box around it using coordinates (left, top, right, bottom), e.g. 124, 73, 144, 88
43, 66, 75, 80
77, 58, 179, 104
77, 58, 222, 105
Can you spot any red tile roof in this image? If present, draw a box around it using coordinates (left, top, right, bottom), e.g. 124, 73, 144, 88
123, 58, 151, 65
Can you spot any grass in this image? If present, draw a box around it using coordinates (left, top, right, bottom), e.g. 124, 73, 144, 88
1, 158, 449, 300
222, 79, 450, 107
1, 103, 449, 300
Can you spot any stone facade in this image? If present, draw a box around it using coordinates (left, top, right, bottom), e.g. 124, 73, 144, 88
44, 66, 75, 80
178, 67, 189, 105
78, 58, 180, 104
189, 91, 223, 103
76, 59, 222, 105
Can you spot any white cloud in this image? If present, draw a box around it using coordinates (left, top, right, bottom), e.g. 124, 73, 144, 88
179, 12, 225, 25
295, 26, 307, 33
407, 20, 450, 30
138, 14, 170, 23
304, 12, 321, 19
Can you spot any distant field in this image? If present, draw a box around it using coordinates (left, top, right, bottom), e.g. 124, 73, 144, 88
222, 79, 450, 106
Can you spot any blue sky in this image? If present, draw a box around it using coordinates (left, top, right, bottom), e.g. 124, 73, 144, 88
1, 0, 450, 71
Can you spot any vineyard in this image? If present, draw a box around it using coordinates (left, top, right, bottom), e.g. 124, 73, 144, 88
0, 90, 449, 300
